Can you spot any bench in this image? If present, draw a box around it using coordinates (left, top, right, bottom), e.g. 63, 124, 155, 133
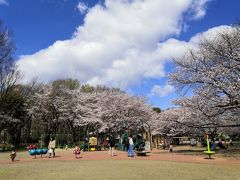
135, 150, 151, 156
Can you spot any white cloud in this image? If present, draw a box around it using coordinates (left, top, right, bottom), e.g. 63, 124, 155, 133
77, 1, 88, 14
150, 84, 175, 97
0, 0, 8, 5
189, 0, 211, 20
17, 0, 211, 88
149, 25, 232, 97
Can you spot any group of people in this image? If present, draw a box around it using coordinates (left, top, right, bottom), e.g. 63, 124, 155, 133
71, 135, 135, 159
108, 135, 135, 157
10, 137, 56, 162
10, 135, 137, 162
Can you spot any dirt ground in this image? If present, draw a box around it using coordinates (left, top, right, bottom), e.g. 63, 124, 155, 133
1, 148, 240, 165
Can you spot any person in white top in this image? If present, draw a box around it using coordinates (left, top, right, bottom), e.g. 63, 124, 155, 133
48, 137, 56, 158
128, 136, 135, 157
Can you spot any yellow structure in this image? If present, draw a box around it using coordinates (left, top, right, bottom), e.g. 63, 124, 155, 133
89, 137, 97, 146
90, 147, 96, 151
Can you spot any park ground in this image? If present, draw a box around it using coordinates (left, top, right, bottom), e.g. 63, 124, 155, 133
0, 146, 240, 180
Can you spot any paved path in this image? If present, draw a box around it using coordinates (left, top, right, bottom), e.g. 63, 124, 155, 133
1, 149, 240, 165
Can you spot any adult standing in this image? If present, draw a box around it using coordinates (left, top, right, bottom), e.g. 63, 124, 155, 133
128, 136, 134, 157
124, 137, 129, 152
108, 136, 115, 157
48, 137, 56, 158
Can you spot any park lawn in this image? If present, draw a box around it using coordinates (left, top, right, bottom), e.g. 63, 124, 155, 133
0, 150, 30, 161
162, 145, 240, 159
0, 159, 240, 180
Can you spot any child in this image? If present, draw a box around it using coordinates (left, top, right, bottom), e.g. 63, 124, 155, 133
10, 149, 16, 162
74, 145, 81, 159
48, 148, 53, 158
169, 143, 173, 153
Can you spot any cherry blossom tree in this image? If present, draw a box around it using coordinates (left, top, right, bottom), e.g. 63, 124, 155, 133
98, 91, 155, 135
29, 80, 157, 145
169, 24, 240, 130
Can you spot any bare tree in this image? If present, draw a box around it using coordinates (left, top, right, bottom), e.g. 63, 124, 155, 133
0, 21, 23, 133
0, 21, 22, 98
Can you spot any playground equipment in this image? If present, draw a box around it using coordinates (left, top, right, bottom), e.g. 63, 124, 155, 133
134, 134, 144, 150
203, 134, 215, 159
134, 134, 151, 156
135, 141, 151, 156
89, 137, 97, 151
27, 144, 48, 158
28, 148, 48, 158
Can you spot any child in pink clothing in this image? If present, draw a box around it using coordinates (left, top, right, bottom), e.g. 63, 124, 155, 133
74, 145, 81, 159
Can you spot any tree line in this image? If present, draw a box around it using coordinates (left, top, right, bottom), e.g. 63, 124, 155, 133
1, 21, 240, 148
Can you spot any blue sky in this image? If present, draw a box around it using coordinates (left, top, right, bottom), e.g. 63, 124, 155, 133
0, 0, 240, 110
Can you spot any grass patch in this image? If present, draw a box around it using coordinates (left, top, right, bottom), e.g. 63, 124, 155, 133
0, 160, 240, 180
0, 169, 15, 177
165, 145, 240, 159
